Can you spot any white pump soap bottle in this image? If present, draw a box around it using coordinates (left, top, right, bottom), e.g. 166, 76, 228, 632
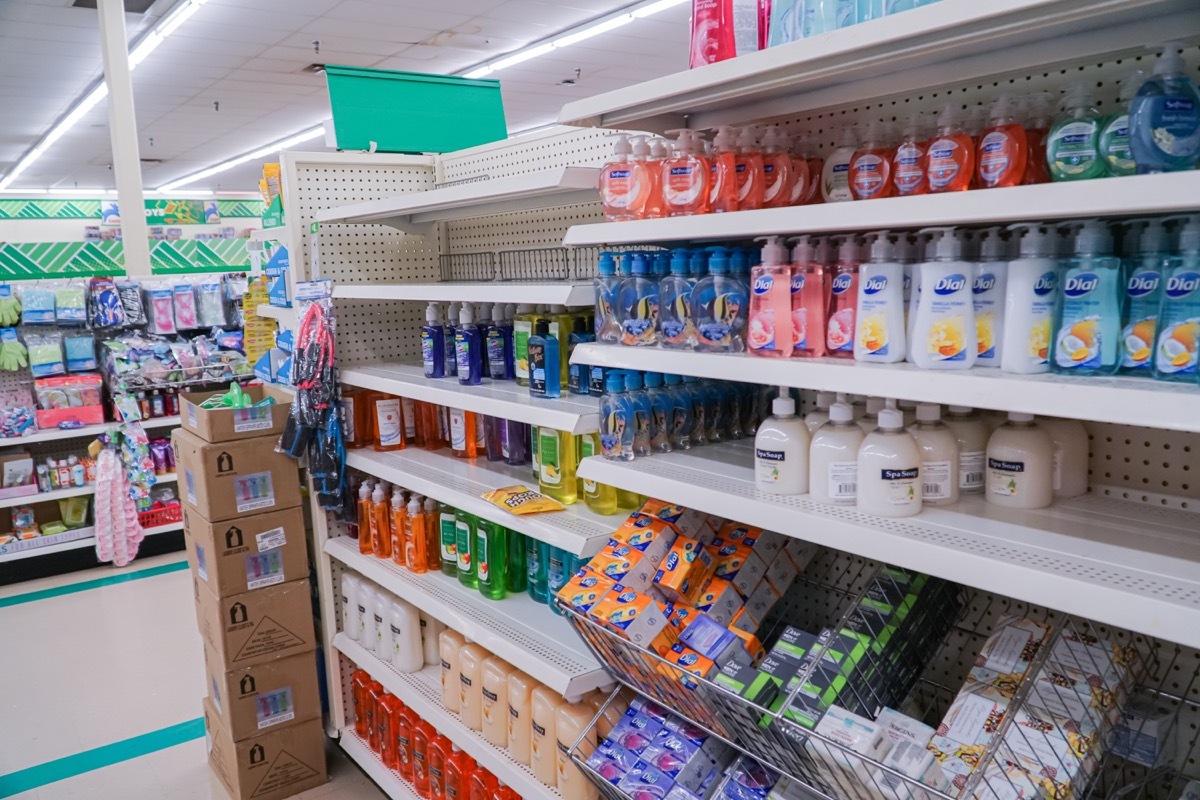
754, 386, 810, 495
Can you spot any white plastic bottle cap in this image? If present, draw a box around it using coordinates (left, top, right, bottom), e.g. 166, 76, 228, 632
815, 391, 836, 409
948, 405, 973, 414
1009, 411, 1034, 423
867, 230, 895, 262
427, 302, 440, 323
877, 407, 905, 430
1153, 41, 1187, 76
460, 303, 474, 325
916, 403, 941, 422
830, 400, 855, 423
773, 394, 796, 417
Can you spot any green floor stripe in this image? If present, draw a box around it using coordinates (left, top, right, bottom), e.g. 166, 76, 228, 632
0, 559, 188, 608
0, 717, 204, 797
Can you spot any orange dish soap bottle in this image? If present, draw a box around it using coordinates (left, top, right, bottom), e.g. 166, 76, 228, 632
369, 482, 391, 559
926, 103, 975, 193
850, 121, 896, 201
662, 129, 711, 216
389, 486, 407, 565
760, 127, 795, 209
977, 93, 1028, 188
599, 134, 648, 222
735, 126, 766, 211
709, 126, 739, 213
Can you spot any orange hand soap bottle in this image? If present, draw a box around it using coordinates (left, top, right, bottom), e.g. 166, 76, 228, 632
356, 481, 373, 555
379, 694, 403, 769
369, 482, 391, 559
393, 701, 416, 781
734, 126, 766, 211
977, 93, 1028, 188
709, 126, 739, 213
412, 720, 435, 798
351, 669, 372, 738
892, 112, 928, 197
365, 680, 386, 751
788, 132, 813, 207
599, 134, 649, 222
926, 104, 975, 193
760, 127, 795, 209
662, 129, 711, 217
390, 487, 407, 566
850, 121, 896, 201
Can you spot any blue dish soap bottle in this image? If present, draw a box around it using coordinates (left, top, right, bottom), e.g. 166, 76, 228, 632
617, 252, 660, 346
692, 246, 748, 352
1154, 214, 1200, 382
599, 372, 635, 461
594, 252, 623, 344
682, 375, 707, 446
643, 372, 673, 453
455, 303, 483, 386
1129, 43, 1200, 174
1052, 219, 1126, 376
567, 317, 594, 396
662, 373, 692, 451
528, 319, 561, 398
659, 249, 696, 349
443, 302, 459, 378
421, 302, 445, 379
1118, 218, 1168, 374
486, 304, 508, 381
625, 371, 652, 457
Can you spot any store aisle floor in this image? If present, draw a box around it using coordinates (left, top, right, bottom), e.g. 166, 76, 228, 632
0, 554, 386, 800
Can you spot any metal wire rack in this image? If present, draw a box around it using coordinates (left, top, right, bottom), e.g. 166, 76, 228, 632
498, 247, 573, 282
439, 252, 497, 282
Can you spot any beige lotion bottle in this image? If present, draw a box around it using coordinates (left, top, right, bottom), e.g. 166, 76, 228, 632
943, 405, 989, 495
986, 412, 1054, 509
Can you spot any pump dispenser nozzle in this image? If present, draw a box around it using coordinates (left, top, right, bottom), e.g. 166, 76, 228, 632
1164, 214, 1200, 253
772, 386, 796, 416
865, 230, 895, 262
977, 227, 1008, 261
1152, 41, 1187, 76
918, 227, 965, 260
1073, 218, 1115, 255
1007, 222, 1054, 257
755, 236, 790, 266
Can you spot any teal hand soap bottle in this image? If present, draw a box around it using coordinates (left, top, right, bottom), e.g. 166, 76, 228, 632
1118, 218, 1168, 374
599, 372, 635, 461
1052, 219, 1125, 376
1153, 214, 1200, 382
617, 252, 660, 346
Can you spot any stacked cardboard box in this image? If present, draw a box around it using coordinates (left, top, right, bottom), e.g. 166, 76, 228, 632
174, 387, 327, 800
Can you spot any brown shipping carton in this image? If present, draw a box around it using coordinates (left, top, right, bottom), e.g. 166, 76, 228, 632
195, 577, 316, 669
173, 429, 301, 523
204, 643, 321, 741
185, 505, 309, 596
205, 698, 327, 800
180, 385, 292, 443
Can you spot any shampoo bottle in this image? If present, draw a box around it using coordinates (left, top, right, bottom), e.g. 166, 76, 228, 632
911, 227, 977, 369
1119, 218, 1168, 374
986, 413, 1054, 509
1001, 222, 1059, 374
943, 406, 988, 495
755, 386, 810, 494
973, 226, 1010, 368
422, 303, 445, 379
734, 126, 766, 211
748, 236, 796, 357
761, 126, 796, 209
976, 93, 1028, 188
822, 127, 858, 202
926, 104, 975, 193
825, 235, 861, 359
617, 253, 660, 347
1047, 82, 1107, 181
857, 401, 922, 517
709, 126, 739, 213
1153, 214, 1200, 381
691, 246, 748, 352
1052, 219, 1125, 375
659, 249, 697, 349
1129, 43, 1200, 174
600, 134, 648, 221
809, 394, 864, 505
1100, 70, 1148, 177
854, 230, 906, 363
662, 129, 711, 216
849, 120, 896, 200
908, 403, 960, 506
791, 235, 828, 358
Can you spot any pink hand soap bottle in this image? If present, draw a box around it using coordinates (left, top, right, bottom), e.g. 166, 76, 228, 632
791, 235, 828, 358
748, 236, 796, 358
599, 134, 649, 221
825, 235, 861, 359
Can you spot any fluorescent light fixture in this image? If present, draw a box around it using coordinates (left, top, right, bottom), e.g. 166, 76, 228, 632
157, 126, 325, 191
460, 0, 685, 81
0, 0, 209, 190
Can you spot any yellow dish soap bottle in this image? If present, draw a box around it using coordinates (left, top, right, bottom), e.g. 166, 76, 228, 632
537, 427, 577, 506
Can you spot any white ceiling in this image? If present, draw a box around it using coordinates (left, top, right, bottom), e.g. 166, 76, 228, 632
0, 0, 691, 193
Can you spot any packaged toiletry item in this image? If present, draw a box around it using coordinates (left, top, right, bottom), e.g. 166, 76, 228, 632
849, 121, 895, 200
911, 227, 976, 369
1048, 82, 1107, 181
1109, 698, 1177, 767
892, 112, 928, 196
610, 513, 679, 568
791, 236, 827, 358
1052, 219, 1125, 375
653, 538, 717, 605
857, 402, 922, 518
660, 249, 697, 349
601, 135, 650, 221
748, 237, 795, 357
146, 285, 177, 334
691, 247, 748, 352
821, 127, 857, 202
754, 387, 810, 495
985, 412, 1054, 509
760, 127, 795, 209
1001, 222, 1059, 374
422, 302, 445, 379
1119, 218, 1168, 374
854, 231, 906, 363
976, 94, 1028, 188
825, 236, 861, 359
973, 227, 1009, 367
709, 126, 740, 213
1129, 43, 1200, 174
618, 252, 660, 347
663, 130, 711, 217
1153, 214, 1200, 381
1038, 416, 1089, 498
1101, 69, 1148, 177
589, 542, 655, 593
926, 105, 975, 193
809, 395, 864, 505
595, 255, 623, 345
173, 282, 199, 329
908, 404, 959, 506
734, 127, 766, 211
689, 0, 759, 68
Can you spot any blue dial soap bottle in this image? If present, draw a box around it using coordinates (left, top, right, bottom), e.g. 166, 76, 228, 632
1153, 214, 1200, 382
1118, 218, 1168, 374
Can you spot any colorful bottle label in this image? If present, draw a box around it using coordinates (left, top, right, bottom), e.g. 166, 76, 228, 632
455, 518, 472, 573
973, 271, 1001, 361
513, 320, 532, 379
455, 330, 471, 381
696, 288, 747, 349
879, 467, 920, 506
421, 329, 438, 374
1120, 268, 1162, 369
476, 528, 490, 583
486, 329, 506, 378
1048, 120, 1100, 175
927, 138, 965, 189
621, 290, 660, 346
748, 273, 783, 352
850, 153, 889, 199
603, 167, 634, 209
539, 430, 561, 486
528, 339, 547, 395
660, 280, 694, 348
1025, 271, 1058, 367
440, 513, 457, 562
375, 399, 403, 447
827, 273, 856, 353
1154, 271, 1200, 375
923, 273, 971, 362
581, 436, 598, 494
894, 143, 925, 194
1139, 96, 1200, 157
978, 130, 1017, 184
1055, 272, 1104, 369
665, 164, 705, 208
1100, 114, 1135, 174
791, 273, 808, 351
856, 273, 892, 356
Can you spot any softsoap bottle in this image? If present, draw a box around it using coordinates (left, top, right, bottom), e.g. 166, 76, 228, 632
530, 686, 564, 787
857, 400, 922, 518
908, 403, 960, 507
662, 129, 711, 216
986, 412, 1054, 509
600, 134, 648, 221
735, 126, 766, 211
755, 386, 810, 495
809, 394, 864, 506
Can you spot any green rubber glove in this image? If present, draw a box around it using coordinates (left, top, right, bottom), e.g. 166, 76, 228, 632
0, 339, 28, 371
0, 296, 20, 327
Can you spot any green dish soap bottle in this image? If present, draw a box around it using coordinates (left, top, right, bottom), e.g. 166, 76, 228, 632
537, 427, 578, 505
1047, 82, 1107, 181
438, 502, 458, 577
455, 511, 478, 589
476, 519, 508, 601
507, 532, 527, 593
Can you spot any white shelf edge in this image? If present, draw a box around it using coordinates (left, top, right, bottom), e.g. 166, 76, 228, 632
333, 283, 594, 307
571, 344, 1200, 434
341, 364, 599, 435
249, 225, 291, 243
324, 536, 610, 698
332, 634, 560, 800
0, 415, 181, 448
0, 520, 181, 563
255, 304, 297, 328
563, 172, 1200, 247
577, 447, 1200, 649
0, 474, 176, 511
339, 728, 425, 800
345, 447, 615, 559
316, 167, 601, 230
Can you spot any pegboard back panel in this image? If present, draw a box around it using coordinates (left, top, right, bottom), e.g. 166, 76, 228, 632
335, 301, 424, 369
1088, 421, 1200, 509
439, 126, 624, 183
445, 203, 603, 261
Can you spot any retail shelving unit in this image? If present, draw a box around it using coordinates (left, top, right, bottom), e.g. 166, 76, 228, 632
0, 472, 176, 511
3, 414, 181, 447
333, 282, 594, 306
339, 729, 425, 800
0, 521, 183, 563
255, 303, 297, 329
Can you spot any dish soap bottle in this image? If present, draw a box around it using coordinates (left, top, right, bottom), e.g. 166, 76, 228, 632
456, 303, 483, 386
513, 304, 537, 385
854, 230, 906, 363
1001, 222, 1058, 374
1100, 70, 1148, 177
1154, 213, 1200, 382
599, 134, 647, 221
808, 394, 864, 505
822, 127, 858, 203
422, 302, 445, 379
659, 248, 697, 349
528, 320, 561, 398
857, 400, 922, 517
791, 235, 827, 358
1047, 82, 1107, 181
1118, 218, 1168, 374
973, 226, 1009, 368
748, 236, 796, 358
662, 129, 710, 216
755, 386, 810, 494
538, 427, 578, 505
926, 104, 975, 193
825, 235, 861, 359
1129, 43, 1200, 174
692, 246, 748, 352
911, 227, 976, 369
986, 412, 1054, 509
1052, 219, 1125, 376
599, 372, 634, 461
579, 431, 619, 515
617, 252, 659, 347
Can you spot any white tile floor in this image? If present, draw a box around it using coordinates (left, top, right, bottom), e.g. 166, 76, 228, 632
0, 554, 388, 800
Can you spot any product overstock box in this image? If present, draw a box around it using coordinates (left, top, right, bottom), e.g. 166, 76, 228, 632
173, 429, 301, 523
204, 644, 321, 742
184, 506, 309, 597
204, 698, 327, 800
180, 386, 292, 444
194, 577, 316, 669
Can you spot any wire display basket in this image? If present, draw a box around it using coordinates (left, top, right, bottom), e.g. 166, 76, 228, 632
558, 552, 1195, 800
439, 251, 497, 282
498, 247, 573, 282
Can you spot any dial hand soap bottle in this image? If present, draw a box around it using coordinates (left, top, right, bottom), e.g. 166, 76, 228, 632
973, 227, 1009, 368
1129, 43, 1200, 174
1119, 218, 1168, 374
1052, 219, 1125, 376
825, 235, 861, 359
791, 236, 827, 358
1001, 223, 1058, 374
911, 227, 976, 369
1153, 214, 1200, 382
748, 236, 796, 358
854, 230, 906, 363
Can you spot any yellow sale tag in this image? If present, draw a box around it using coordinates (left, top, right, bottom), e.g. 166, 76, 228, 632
481, 485, 565, 515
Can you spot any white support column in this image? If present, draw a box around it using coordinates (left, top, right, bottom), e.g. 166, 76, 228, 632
96, 0, 151, 276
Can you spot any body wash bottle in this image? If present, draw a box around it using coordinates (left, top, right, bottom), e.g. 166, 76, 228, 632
1129, 43, 1200, 174
748, 236, 796, 358
1153, 214, 1200, 382
911, 227, 976, 370
755, 386, 810, 494
1119, 218, 1168, 374
1002, 223, 1059, 374
809, 394, 864, 505
857, 401, 922, 517
854, 230, 906, 363
908, 404, 959, 506
973, 227, 1009, 368
1052, 219, 1125, 376
986, 412, 1054, 509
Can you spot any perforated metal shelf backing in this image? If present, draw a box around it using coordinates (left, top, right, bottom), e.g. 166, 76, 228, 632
1089, 422, 1200, 509
439, 127, 620, 183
